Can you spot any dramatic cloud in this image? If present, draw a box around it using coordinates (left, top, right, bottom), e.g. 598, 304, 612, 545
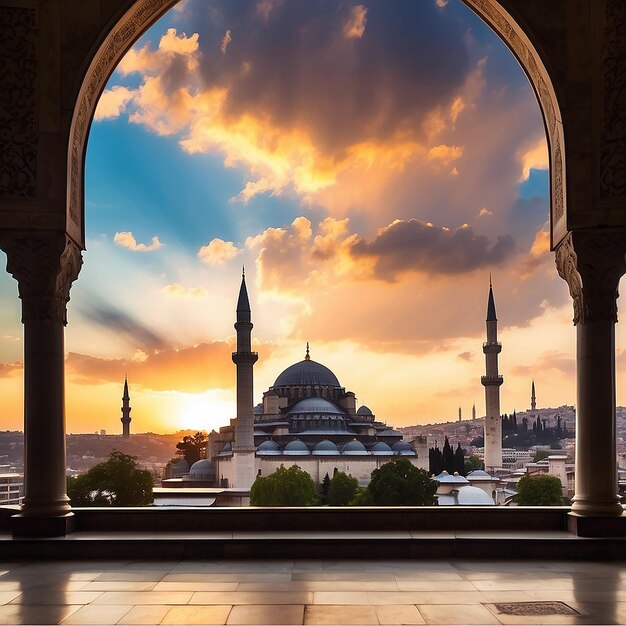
344, 5, 368, 39
519, 137, 549, 182
220, 29, 232, 53
0, 361, 22, 378
478, 208, 493, 217
162, 283, 208, 298
114, 232, 164, 252
94, 86, 135, 121
511, 351, 575, 378
457, 351, 473, 361
198, 238, 240, 265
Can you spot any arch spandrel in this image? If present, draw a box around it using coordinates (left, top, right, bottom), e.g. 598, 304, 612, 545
68, 0, 567, 249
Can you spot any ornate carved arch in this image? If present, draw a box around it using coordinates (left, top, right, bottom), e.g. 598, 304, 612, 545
67, 0, 566, 248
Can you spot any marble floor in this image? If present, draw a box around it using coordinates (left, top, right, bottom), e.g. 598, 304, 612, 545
0, 559, 623, 625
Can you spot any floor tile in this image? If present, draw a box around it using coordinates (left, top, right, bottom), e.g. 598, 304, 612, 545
154, 581, 238, 591
116, 605, 171, 625
313, 591, 485, 605
293, 571, 397, 582
163, 573, 292, 583
61, 605, 133, 625
304, 604, 378, 625
162, 605, 232, 624
472, 579, 576, 591
227, 604, 304, 625
0, 591, 21, 605
376, 604, 426, 624
238, 581, 400, 592
83, 582, 158, 592
395, 573, 466, 582
91, 591, 192, 605
191, 591, 312, 605
417, 604, 500, 625
0, 604, 80, 625
94, 572, 167, 583
397, 580, 475, 592
9, 591, 102, 605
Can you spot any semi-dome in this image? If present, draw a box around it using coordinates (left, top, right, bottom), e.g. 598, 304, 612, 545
273, 359, 341, 388
342, 439, 368, 455
189, 459, 213, 480
457, 485, 495, 505
312, 439, 340, 456
467, 469, 492, 479
356, 405, 373, 416
256, 440, 281, 456
283, 439, 310, 455
370, 441, 393, 455
289, 397, 344, 415
392, 441, 415, 455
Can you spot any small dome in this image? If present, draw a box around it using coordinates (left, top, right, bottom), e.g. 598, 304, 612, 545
342, 439, 369, 455
356, 405, 373, 416
189, 459, 213, 480
392, 441, 416, 456
435, 472, 470, 484
457, 485, 495, 505
253, 403, 264, 415
256, 440, 281, 456
283, 439, 310, 455
273, 359, 341, 388
370, 441, 393, 455
312, 439, 340, 456
467, 469, 492, 478
289, 397, 344, 415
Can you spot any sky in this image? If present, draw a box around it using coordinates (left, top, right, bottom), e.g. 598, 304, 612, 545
2, 0, 624, 435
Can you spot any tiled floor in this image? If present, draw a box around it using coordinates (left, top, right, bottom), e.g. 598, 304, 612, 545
0, 559, 623, 624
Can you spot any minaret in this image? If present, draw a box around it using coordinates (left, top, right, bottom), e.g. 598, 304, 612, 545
121, 376, 131, 438
458, 406, 462, 422
472, 403, 476, 420
232, 269, 258, 489
531, 380, 537, 411
481, 278, 503, 472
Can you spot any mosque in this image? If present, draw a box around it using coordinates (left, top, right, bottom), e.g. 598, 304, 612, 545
168, 274, 428, 492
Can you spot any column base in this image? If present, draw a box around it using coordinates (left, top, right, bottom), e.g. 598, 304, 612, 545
12, 512, 75, 537
568, 511, 626, 537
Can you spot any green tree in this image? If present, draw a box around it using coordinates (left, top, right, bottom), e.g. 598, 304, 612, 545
67, 451, 153, 506
327, 471, 358, 506
250, 464, 316, 506
320, 472, 331, 503
367, 458, 437, 506
515, 474, 563, 505
464, 455, 483, 474
175, 432, 207, 464
533, 449, 551, 463
350, 486, 374, 506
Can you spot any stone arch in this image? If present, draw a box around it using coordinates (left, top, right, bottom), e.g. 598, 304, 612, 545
67, 0, 566, 250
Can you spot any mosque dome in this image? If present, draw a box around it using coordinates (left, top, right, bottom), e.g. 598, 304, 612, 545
189, 459, 213, 480
253, 403, 264, 415
370, 441, 393, 455
342, 439, 369, 455
457, 485, 495, 505
312, 439, 340, 456
392, 441, 416, 456
283, 439, 310, 455
273, 359, 341, 388
289, 397, 344, 415
256, 440, 281, 456
467, 470, 492, 479
356, 405, 373, 416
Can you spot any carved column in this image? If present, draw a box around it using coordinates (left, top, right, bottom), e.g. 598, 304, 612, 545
556, 230, 626, 519
0, 231, 82, 536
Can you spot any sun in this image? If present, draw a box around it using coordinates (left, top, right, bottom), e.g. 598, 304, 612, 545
175, 390, 235, 432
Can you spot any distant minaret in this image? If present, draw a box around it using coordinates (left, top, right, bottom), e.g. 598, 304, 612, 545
121, 376, 131, 438
531, 380, 537, 411
458, 406, 462, 422
481, 277, 503, 471
232, 269, 258, 489
472, 403, 476, 420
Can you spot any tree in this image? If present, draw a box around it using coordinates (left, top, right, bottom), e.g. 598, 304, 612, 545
67, 451, 153, 506
464, 455, 483, 474
175, 432, 207, 464
515, 474, 563, 505
367, 458, 437, 506
350, 486, 374, 506
533, 449, 551, 462
442, 437, 455, 473
250, 464, 316, 506
327, 471, 358, 506
454, 443, 465, 475
320, 472, 331, 500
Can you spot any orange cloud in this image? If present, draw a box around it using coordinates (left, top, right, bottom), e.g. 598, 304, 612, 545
198, 238, 240, 265
162, 284, 208, 299
221, 29, 232, 54
94, 86, 135, 121
0, 361, 22, 378
519, 137, 549, 182
344, 5, 368, 39
113, 232, 163, 252
520, 228, 551, 279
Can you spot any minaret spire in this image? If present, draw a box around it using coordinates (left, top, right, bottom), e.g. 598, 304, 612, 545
481, 278, 503, 472
121, 376, 131, 438
531, 379, 537, 411
232, 272, 258, 489
458, 406, 462, 422
305, 342, 310, 361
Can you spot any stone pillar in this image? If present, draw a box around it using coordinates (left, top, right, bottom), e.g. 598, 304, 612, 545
556, 230, 626, 526
0, 231, 82, 536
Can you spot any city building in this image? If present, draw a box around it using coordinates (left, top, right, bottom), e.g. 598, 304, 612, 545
0, 466, 24, 506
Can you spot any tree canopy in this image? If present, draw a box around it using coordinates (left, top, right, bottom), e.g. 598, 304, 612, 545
515, 474, 563, 505
67, 451, 153, 506
365, 458, 437, 506
327, 471, 358, 506
250, 464, 316, 506
175, 431, 207, 464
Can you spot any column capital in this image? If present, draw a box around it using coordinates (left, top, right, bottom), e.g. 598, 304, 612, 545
0, 231, 83, 325
555, 229, 626, 325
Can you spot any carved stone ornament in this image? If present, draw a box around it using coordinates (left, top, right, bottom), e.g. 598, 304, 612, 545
0, 232, 83, 325
555, 230, 626, 325
0, 7, 38, 199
